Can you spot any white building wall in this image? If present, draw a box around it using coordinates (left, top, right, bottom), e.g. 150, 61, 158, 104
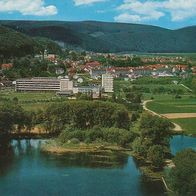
16, 77, 73, 92
102, 74, 113, 93
60, 79, 73, 91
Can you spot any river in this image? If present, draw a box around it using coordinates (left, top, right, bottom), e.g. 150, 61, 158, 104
0, 135, 195, 196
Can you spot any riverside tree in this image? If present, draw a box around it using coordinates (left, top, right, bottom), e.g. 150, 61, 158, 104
168, 149, 196, 196
133, 113, 173, 169
43, 101, 130, 133
0, 104, 30, 149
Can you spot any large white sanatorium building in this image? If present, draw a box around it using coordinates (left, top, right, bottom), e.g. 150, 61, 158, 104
15, 77, 73, 92
102, 74, 113, 93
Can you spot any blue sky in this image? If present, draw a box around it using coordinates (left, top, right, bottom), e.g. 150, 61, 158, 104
0, 0, 195, 29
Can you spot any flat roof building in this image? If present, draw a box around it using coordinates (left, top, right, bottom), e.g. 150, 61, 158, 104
15, 77, 73, 92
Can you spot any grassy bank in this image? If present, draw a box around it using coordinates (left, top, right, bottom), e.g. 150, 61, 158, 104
41, 140, 129, 154
171, 118, 196, 136
42, 140, 165, 180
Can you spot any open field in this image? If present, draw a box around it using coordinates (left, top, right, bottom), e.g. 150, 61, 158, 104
0, 91, 56, 101
144, 95, 196, 135
138, 53, 196, 62
133, 76, 196, 135
146, 96, 196, 114
162, 113, 196, 119
0, 90, 58, 111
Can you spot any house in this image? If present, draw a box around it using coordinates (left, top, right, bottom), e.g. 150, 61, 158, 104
1, 63, 13, 70
82, 61, 102, 72
90, 68, 106, 79
73, 85, 101, 99
55, 68, 64, 75
45, 54, 57, 63
192, 67, 196, 75
108, 67, 132, 78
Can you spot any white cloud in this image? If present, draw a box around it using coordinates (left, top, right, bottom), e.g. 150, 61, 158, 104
0, 0, 57, 16
73, 0, 106, 6
114, 13, 142, 23
115, 0, 196, 23
164, 0, 196, 21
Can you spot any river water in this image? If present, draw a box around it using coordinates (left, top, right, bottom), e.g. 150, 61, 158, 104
0, 135, 195, 196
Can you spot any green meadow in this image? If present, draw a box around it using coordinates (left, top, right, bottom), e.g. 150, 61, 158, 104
114, 76, 196, 135
172, 118, 196, 136
0, 90, 58, 111
145, 94, 196, 135
146, 95, 196, 114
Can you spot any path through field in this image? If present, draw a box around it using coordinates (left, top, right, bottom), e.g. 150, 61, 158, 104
143, 100, 183, 132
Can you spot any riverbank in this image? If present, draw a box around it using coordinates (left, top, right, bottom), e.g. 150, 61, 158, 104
42, 140, 164, 180
0, 138, 166, 196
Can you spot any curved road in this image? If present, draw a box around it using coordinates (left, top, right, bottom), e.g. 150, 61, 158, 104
142, 100, 182, 132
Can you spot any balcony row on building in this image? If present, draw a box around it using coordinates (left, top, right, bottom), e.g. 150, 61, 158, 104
15, 74, 113, 96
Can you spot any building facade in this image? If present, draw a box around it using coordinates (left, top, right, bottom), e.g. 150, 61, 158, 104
15, 77, 73, 92
102, 74, 113, 93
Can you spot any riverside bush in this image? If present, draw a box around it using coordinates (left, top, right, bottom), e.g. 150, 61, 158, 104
58, 127, 135, 147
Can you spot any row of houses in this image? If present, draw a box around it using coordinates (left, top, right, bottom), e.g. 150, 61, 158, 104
89, 64, 190, 79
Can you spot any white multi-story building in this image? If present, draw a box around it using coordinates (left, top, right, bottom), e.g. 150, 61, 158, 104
102, 74, 113, 93
60, 79, 73, 92
15, 77, 73, 92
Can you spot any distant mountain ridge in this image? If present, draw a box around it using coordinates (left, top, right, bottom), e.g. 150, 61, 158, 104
0, 20, 196, 53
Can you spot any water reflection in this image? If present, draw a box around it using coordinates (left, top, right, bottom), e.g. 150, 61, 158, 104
42, 151, 128, 169
0, 139, 165, 196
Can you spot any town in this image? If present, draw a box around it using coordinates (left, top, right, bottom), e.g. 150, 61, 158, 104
0, 11, 196, 196
1, 50, 195, 100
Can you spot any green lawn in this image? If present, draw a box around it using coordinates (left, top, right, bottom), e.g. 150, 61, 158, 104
172, 118, 196, 135
146, 95, 196, 114
145, 94, 196, 135
114, 76, 196, 135
0, 91, 56, 101
0, 90, 57, 111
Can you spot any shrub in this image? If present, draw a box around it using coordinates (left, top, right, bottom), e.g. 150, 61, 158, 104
147, 145, 164, 169
70, 138, 80, 144
58, 129, 85, 143
57, 126, 135, 146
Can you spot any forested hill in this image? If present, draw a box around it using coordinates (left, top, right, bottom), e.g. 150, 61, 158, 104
0, 20, 196, 53
0, 25, 62, 58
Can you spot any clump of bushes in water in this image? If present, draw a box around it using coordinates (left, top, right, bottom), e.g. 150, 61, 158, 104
58, 126, 135, 147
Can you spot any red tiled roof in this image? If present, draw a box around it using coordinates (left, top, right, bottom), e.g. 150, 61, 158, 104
1, 63, 13, 69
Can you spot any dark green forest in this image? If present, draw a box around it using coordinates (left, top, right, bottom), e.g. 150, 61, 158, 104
1, 20, 196, 53
0, 25, 62, 59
